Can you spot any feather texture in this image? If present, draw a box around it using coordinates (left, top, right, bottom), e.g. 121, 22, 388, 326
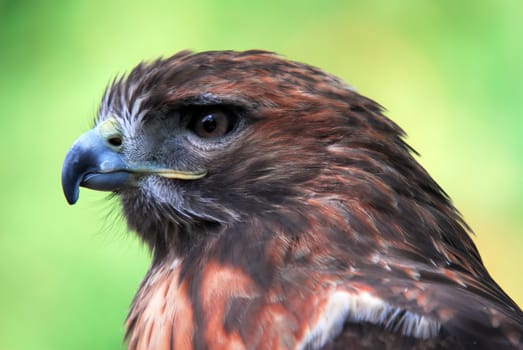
64, 50, 523, 349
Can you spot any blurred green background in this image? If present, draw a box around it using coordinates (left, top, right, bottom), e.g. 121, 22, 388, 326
0, 0, 521, 349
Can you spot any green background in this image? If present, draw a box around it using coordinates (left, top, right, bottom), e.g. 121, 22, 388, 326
0, 1, 521, 349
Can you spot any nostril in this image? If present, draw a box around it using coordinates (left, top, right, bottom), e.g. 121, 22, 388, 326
108, 136, 123, 147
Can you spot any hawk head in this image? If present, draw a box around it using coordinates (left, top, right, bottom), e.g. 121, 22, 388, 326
62, 50, 522, 349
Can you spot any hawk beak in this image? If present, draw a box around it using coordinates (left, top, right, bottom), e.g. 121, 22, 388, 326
61, 119, 207, 205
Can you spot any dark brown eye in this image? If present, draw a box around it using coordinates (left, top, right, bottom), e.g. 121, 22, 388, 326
187, 108, 236, 139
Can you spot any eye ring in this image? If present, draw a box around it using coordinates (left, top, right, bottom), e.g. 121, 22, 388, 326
186, 107, 237, 139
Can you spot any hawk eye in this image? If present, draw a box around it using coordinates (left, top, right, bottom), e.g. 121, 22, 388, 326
187, 107, 237, 139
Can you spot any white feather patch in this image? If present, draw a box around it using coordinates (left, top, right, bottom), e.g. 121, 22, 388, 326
297, 290, 441, 349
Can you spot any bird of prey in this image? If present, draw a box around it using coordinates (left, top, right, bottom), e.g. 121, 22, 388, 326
62, 50, 523, 349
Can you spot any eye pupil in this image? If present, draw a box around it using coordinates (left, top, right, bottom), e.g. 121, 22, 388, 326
201, 115, 217, 133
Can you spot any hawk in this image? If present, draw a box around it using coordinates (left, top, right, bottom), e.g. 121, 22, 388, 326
61, 50, 523, 349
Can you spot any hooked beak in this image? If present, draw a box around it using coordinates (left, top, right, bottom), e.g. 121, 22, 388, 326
61, 118, 206, 205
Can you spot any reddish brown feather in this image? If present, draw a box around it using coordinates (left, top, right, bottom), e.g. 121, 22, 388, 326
127, 263, 194, 350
